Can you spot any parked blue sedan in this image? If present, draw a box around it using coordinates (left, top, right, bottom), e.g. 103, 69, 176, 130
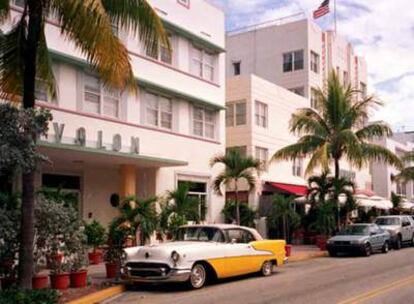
326, 224, 391, 257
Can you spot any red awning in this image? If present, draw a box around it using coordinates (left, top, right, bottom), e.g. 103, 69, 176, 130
267, 182, 308, 196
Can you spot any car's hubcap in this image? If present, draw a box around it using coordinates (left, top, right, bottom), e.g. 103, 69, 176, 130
263, 262, 272, 275
190, 265, 206, 288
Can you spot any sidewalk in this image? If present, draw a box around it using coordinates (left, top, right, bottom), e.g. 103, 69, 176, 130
288, 245, 328, 262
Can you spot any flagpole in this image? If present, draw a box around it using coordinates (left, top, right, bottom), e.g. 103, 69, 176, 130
334, 0, 337, 34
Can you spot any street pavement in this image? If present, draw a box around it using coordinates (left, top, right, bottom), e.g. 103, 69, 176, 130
104, 247, 414, 304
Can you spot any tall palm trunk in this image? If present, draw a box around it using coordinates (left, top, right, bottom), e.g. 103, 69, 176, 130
234, 180, 240, 225
333, 158, 341, 231
18, 0, 42, 289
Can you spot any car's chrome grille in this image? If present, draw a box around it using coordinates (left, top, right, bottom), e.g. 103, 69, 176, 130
334, 241, 351, 245
126, 262, 171, 278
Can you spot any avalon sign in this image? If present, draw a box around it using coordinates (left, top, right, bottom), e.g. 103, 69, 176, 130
52, 122, 140, 154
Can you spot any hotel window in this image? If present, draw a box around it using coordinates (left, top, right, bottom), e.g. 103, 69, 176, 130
310, 51, 319, 74
343, 71, 349, 86
255, 147, 269, 170
255, 101, 268, 128
292, 158, 303, 176
146, 33, 173, 65
397, 181, 407, 196
144, 92, 173, 130
193, 106, 216, 139
233, 61, 241, 75
35, 80, 49, 102
83, 73, 120, 118
360, 82, 367, 98
289, 87, 305, 97
191, 45, 215, 82
12, 0, 24, 7
226, 146, 247, 157
178, 181, 207, 221
226, 101, 246, 127
283, 50, 304, 72
310, 88, 318, 109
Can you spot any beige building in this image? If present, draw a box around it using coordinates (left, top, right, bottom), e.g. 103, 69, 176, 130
372, 131, 414, 200
226, 18, 368, 102
225, 17, 372, 209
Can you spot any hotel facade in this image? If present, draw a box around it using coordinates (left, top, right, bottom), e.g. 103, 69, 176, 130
225, 18, 372, 208
9, 0, 226, 225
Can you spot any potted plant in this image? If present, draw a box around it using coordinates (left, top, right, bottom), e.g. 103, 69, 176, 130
84, 220, 106, 264
104, 219, 128, 279
310, 201, 336, 251
32, 240, 48, 290
68, 231, 89, 288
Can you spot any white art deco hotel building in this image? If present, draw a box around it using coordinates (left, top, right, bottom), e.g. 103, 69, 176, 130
9, 0, 226, 225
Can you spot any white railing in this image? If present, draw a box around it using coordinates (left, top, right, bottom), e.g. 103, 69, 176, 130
227, 12, 307, 36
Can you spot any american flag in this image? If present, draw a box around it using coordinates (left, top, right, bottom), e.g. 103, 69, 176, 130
313, 0, 330, 19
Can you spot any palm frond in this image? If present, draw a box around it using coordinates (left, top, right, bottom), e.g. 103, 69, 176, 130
355, 122, 393, 141
52, 0, 135, 91
361, 143, 403, 169
305, 143, 330, 175
212, 172, 228, 195
101, 0, 169, 55
238, 171, 256, 191
0, 17, 27, 102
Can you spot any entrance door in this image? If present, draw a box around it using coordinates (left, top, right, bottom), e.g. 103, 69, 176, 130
41, 174, 81, 213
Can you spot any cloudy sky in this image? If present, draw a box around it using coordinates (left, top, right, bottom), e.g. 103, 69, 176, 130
210, 0, 414, 131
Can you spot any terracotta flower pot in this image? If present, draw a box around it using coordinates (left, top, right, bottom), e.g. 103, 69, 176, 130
105, 262, 119, 279
70, 270, 88, 288
32, 274, 48, 289
285, 244, 292, 257
88, 251, 102, 265
50, 272, 70, 290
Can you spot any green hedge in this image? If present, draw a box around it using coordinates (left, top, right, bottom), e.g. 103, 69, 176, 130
0, 289, 59, 304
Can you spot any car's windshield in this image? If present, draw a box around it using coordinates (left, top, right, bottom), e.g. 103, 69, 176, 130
375, 218, 400, 226
338, 225, 369, 236
175, 227, 225, 242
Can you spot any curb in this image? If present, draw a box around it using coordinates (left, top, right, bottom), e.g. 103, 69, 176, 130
67, 285, 125, 304
288, 251, 328, 263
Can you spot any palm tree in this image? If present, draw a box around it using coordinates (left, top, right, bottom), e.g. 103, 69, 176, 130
210, 149, 261, 225
0, 0, 168, 288
267, 195, 300, 241
118, 196, 159, 246
272, 72, 401, 183
394, 152, 414, 182
160, 183, 200, 236
308, 172, 355, 228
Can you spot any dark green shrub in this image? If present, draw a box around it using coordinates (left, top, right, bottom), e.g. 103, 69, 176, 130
84, 220, 106, 251
0, 289, 59, 304
222, 201, 256, 227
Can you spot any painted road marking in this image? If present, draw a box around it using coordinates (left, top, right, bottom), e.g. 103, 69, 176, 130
338, 274, 414, 304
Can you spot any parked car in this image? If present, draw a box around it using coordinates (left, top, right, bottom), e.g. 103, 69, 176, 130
121, 224, 286, 289
375, 215, 414, 249
326, 224, 390, 257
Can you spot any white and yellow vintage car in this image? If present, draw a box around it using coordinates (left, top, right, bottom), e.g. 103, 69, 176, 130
122, 224, 286, 289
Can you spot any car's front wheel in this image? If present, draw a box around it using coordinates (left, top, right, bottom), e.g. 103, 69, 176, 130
382, 241, 389, 254
261, 261, 273, 276
394, 235, 402, 250
188, 263, 207, 289
363, 243, 372, 256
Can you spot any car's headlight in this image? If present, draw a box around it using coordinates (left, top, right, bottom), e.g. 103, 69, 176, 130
171, 251, 180, 264
327, 240, 334, 244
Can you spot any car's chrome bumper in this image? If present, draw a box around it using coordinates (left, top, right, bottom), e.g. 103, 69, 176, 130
122, 267, 191, 283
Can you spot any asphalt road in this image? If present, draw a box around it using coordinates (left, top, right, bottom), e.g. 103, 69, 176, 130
104, 247, 414, 304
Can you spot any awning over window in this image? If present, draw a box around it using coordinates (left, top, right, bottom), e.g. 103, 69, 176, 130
266, 182, 308, 196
